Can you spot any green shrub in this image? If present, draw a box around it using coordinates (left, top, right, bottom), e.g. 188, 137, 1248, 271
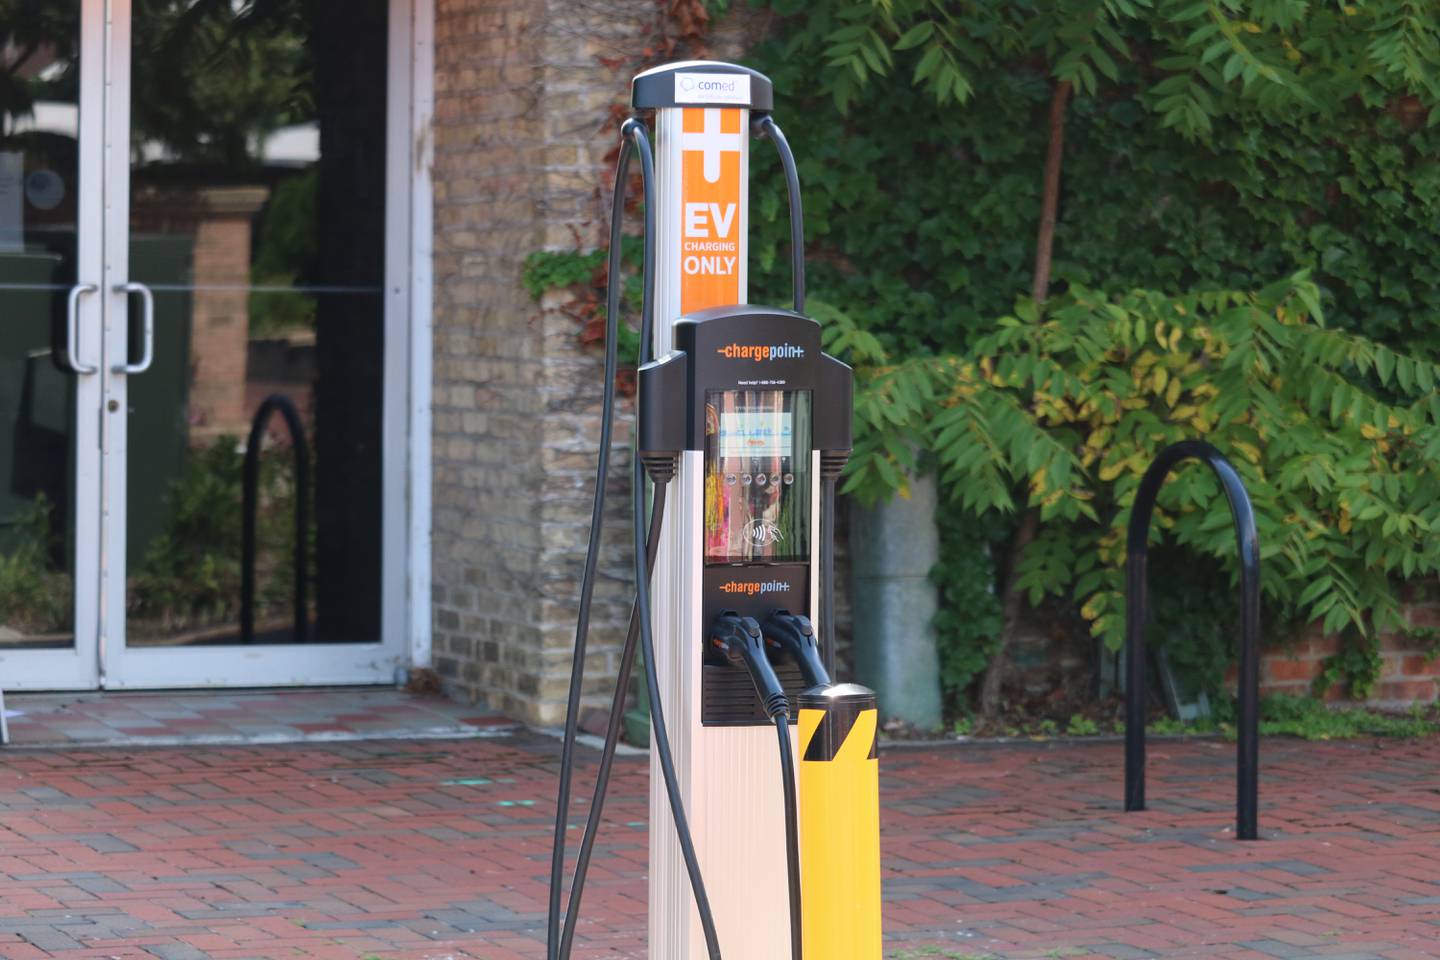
822, 273, 1440, 688
0, 495, 71, 634
131, 437, 308, 631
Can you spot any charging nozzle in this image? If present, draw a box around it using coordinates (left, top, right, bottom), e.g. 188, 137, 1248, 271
763, 611, 831, 689
710, 613, 789, 720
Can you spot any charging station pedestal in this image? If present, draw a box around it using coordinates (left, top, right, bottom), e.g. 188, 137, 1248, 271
633, 62, 798, 960
550, 61, 879, 960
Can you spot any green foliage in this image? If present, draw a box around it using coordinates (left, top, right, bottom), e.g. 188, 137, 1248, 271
251, 169, 319, 336
823, 274, 1440, 667
131, 437, 306, 631
131, 0, 313, 171
748, 3, 1440, 359
794, 0, 1440, 137
1314, 629, 1386, 700
132, 441, 246, 627
0, 495, 71, 635
1065, 713, 1100, 736
1149, 547, 1237, 697
931, 509, 1005, 706
522, 237, 648, 362
0, 3, 78, 124
743, 2, 1440, 700
1165, 692, 1440, 740
1257, 694, 1439, 740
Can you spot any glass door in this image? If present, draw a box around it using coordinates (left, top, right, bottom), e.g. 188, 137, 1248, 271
0, 1, 102, 688
98, 0, 403, 687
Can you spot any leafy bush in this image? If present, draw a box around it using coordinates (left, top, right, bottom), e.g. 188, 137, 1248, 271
0, 495, 71, 635
749, 4, 1440, 357
743, 2, 1440, 705
131, 437, 308, 632
931, 508, 1004, 705
822, 271, 1440, 694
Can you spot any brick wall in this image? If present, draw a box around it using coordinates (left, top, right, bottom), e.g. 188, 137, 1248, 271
431, 0, 551, 720
1255, 602, 1440, 707
431, 0, 768, 724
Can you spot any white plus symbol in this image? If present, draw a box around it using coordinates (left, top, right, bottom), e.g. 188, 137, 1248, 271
680, 108, 742, 184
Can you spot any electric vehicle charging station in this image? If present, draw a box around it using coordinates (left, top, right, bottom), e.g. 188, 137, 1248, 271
547, 62, 882, 960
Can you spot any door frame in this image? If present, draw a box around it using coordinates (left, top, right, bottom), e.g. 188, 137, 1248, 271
0, 0, 106, 690
89, 0, 433, 688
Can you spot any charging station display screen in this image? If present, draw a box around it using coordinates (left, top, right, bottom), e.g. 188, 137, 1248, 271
718, 411, 793, 458
704, 390, 811, 564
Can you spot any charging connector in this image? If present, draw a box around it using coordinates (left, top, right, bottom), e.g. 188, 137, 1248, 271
763, 610, 830, 689
710, 612, 789, 720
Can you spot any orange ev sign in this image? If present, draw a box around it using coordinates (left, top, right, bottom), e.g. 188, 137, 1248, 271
679, 106, 743, 314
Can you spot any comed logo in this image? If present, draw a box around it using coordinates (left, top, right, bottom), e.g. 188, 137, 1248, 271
716, 342, 806, 362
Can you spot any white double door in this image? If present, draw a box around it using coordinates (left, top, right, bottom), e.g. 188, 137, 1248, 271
0, 0, 409, 689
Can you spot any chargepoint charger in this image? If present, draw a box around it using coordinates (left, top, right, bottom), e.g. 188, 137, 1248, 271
546, 61, 882, 960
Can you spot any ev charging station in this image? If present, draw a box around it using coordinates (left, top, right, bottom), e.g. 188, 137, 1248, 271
548, 62, 882, 960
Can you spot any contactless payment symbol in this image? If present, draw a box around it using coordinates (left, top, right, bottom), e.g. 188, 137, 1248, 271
744, 518, 784, 547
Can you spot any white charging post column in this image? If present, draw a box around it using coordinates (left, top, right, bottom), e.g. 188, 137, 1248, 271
632, 62, 794, 960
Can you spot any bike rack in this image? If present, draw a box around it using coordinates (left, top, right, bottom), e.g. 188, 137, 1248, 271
241, 394, 311, 645
1124, 440, 1260, 840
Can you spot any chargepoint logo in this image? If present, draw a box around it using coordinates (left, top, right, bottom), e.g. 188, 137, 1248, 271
716, 342, 806, 362
719, 578, 789, 597
674, 72, 752, 105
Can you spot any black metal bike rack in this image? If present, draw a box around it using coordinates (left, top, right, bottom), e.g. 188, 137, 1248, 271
1124, 440, 1260, 840
241, 394, 310, 644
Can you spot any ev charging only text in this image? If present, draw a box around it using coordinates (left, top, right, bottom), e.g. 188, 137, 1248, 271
683, 202, 738, 276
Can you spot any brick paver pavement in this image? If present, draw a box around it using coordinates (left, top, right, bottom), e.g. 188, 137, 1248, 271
0, 731, 1436, 958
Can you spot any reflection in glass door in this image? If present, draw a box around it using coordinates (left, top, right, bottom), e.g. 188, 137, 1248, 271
0, 2, 101, 687
100, 0, 398, 687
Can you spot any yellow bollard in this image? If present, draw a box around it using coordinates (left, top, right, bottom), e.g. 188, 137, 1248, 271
797, 683, 882, 960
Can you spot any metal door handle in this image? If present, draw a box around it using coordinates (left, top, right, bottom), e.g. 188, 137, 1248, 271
112, 281, 154, 374
66, 283, 99, 374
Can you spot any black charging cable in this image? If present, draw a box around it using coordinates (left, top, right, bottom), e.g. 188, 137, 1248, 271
545, 124, 631, 960
776, 706, 803, 960
753, 115, 805, 315
547, 118, 724, 960
556, 482, 664, 956
710, 614, 805, 960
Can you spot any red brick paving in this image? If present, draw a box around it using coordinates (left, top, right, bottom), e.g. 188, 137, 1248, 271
0, 732, 1437, 958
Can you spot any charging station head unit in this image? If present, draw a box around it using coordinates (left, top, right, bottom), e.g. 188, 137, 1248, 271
631, 60, 775, 112
640, 304, 852, 726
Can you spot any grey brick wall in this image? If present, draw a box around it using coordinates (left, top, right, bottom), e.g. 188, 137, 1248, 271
431, 0, 770, 724
431, 0, 654, 724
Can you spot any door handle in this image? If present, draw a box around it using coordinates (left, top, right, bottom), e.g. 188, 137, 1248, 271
66, 282, 99, 374
112, 281, 155, 374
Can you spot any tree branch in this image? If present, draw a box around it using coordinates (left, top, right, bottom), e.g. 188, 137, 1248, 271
1031, 79, 1072, 303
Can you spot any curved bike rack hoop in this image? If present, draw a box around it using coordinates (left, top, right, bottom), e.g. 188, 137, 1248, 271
241, 394, 311, 645
1124, 440, 1260, 840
